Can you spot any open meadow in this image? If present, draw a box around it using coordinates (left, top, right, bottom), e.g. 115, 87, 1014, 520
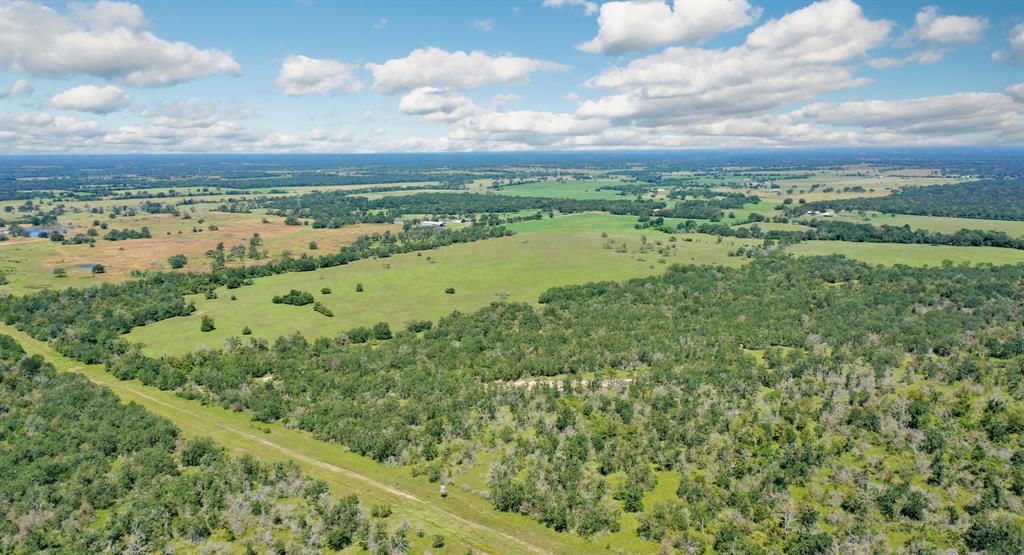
126, 213, 758, 356
786, 240, 1024, 266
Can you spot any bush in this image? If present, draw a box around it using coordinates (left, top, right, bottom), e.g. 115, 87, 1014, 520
314, 302, 334, 317
432, 535, 445, 548
321, 287, 332, 294
355, 283, 364, 292
91, 264, 106, 274
181, 437, 221, 466
168, 254, 188, 269
200, 315, 215, 332
405, 320, 433, 333
242, 326, 252, 335
371, 322, 392, 340
445, 287, 456, 294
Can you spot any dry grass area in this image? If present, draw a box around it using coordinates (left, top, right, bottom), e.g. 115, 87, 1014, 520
43, 211, 399, 279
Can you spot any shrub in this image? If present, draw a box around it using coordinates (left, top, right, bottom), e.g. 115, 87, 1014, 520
445, 287, 456, 294
168, 254, 188, 269
200, 315, 215, 332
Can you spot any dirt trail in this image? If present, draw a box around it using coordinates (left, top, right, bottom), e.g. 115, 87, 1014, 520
74, 369, 549, 555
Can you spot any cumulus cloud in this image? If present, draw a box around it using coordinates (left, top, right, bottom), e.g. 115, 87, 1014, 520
398, 87, 481, 121
275, 55, 363, 96
904, 6, 988, 46
579, 0, 761, 55
50, 85, 130, 114
1, 79, 34, 99
792, 93, 1024, 141
0, 1, 240, 87
367, 47, 566, 94
542, 0, 598, 16
578, 0, 889, 124
992, 23, 1024, 64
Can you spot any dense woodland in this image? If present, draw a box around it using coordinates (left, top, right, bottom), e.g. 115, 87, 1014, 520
12, 256, 1019, 551
796, 178, 1024, 221
0, 335, 425, 554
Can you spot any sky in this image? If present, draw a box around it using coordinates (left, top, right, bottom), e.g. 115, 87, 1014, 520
1, 0, 1022, 153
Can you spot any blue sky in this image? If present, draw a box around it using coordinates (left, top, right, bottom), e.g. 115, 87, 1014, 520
1, 0, 1022, 152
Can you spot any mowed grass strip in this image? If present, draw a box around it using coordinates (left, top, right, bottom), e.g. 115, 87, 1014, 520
0, 324, 607, 555
787, 240, 1024, 266
127, 213, 758, 356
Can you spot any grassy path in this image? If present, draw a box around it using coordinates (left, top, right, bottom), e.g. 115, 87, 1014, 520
1, 324, 599, 555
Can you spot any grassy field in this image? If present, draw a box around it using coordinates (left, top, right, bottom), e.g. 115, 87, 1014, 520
1, 324, 626, 555
809, 211, 1024, 237
127, 213, 758, 356
787, 241, 1024, 266
494, 180, 633, 200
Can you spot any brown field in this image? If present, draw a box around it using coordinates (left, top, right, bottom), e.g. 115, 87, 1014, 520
20, 210, 399, 284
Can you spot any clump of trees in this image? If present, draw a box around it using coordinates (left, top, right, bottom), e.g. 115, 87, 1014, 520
272, 289, 314, 306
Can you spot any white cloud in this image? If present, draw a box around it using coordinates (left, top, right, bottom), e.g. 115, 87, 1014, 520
992, 23, 1024, 64
50, 85, 130, 114
542, 0, 598, 16
137, 98, 255, 128
868, 49, 945, 70
0, 1, 240, 87
275, 55, 363, 96
792, 93, 1024, 140
578, 0, 889, 124
1, 79, 34, 99
473, 19, 494, 32
398, 87, 481, 121
367, 47, 566, 94
451, 110, 609, 146
579, 0, 761, 55
373, 17, 388, 29
1007, 83, 1024, 103
905, 6, 988, 46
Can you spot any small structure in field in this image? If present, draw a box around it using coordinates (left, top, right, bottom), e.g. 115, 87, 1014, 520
420, 220, 445, 227
439, 485, 448, 498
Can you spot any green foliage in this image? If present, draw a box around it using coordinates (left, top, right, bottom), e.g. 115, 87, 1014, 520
200, 315, 215, 332
271, 289, 314, 306
98, 256, 1024, 546
0, 335, 377, 554
168, 253, 188, 269
314, 302, 334, 317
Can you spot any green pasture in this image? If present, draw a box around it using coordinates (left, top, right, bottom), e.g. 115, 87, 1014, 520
126, 213, 757, 356
787, 241, 1024, 266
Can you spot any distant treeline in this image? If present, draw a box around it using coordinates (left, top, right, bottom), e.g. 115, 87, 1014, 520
268, 191, 667, 228
795, 178, 1024, 221
678, 219, 1024, 251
